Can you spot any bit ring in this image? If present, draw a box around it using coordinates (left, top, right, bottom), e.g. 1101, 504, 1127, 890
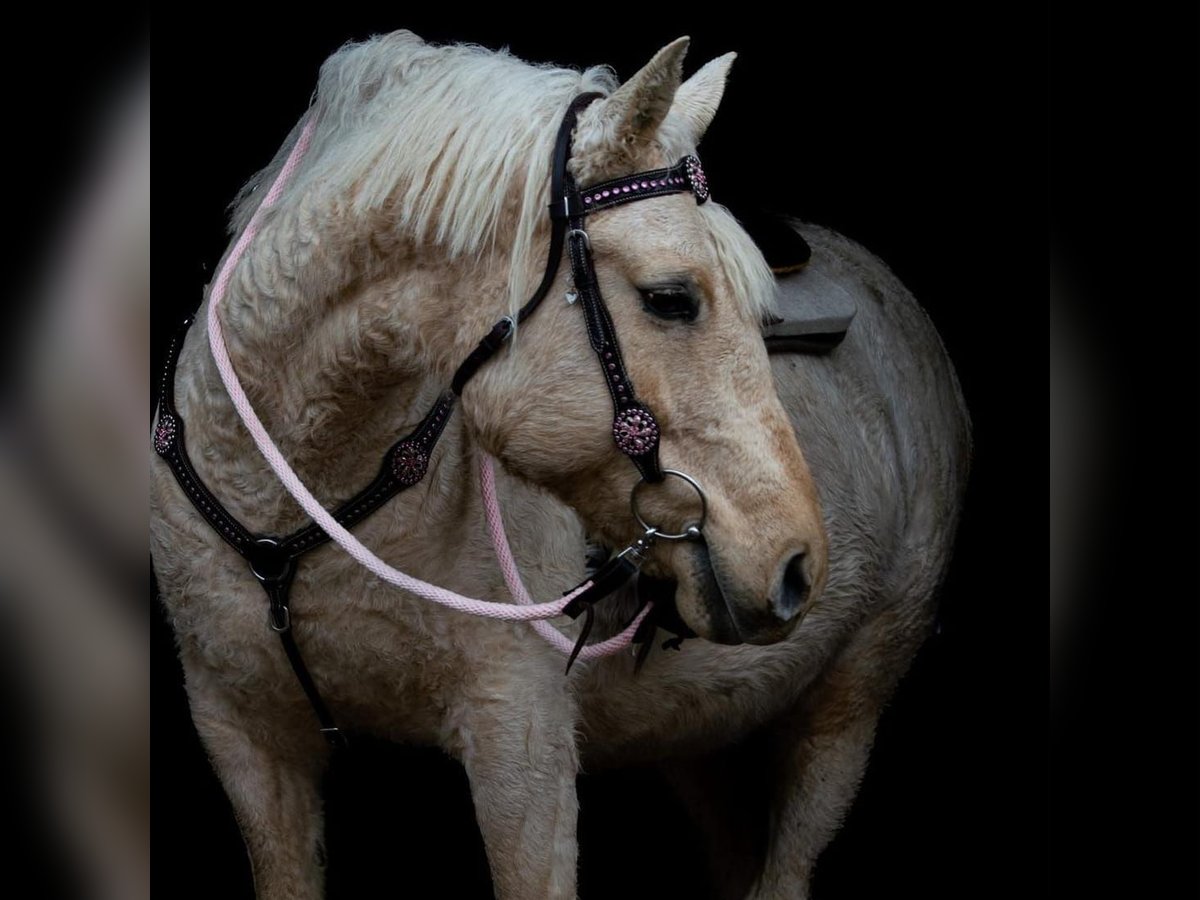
630, 469, 707, 541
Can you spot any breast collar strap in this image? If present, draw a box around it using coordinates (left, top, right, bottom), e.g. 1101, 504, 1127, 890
154, 92, 711, 745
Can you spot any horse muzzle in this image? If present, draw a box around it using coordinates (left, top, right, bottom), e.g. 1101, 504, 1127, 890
668, 537, 820, 646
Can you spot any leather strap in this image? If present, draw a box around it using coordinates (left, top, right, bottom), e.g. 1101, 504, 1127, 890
154, 92, 712, 742
560, 552, 640, 619
258, 571, 347, 748
451, 318, 515, 395
157, 322, 460, 563
155, 319, 256, 554
278, 392, 456, 558
566, 214, 664, 482
629, 573, 697, 674
450, 92, 604, 395
572, 154, 707, 215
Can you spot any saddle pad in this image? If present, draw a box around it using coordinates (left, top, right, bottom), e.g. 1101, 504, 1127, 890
762, 265, 857, 354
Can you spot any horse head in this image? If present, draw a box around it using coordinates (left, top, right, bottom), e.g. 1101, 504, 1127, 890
456, 38, 829, 644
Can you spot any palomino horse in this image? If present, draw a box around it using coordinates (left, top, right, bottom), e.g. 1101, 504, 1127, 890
151, 31, 970, 899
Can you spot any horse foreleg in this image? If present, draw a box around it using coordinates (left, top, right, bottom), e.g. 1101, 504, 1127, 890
751, 602, 933, 898
449, 680, 581, 900
188, 679, 329, 900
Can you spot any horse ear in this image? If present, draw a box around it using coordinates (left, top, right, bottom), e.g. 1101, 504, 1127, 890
586, 37, 690, 157
668, 51, 737, 146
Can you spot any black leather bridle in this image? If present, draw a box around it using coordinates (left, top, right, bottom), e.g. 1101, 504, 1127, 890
154, 93, 711, 746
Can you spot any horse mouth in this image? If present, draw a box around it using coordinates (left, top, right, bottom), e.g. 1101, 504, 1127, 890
650, 537, 812, 646
638, 542, 745, 645
588, 539, 745, 646
634, 572, 709, 645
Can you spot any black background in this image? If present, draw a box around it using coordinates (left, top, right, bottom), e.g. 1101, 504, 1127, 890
6, 6, 1196, 898
135, 8, 1193, 900
149, 11, 1047, 899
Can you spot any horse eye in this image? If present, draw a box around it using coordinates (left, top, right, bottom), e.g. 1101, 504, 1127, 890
640, 287, 698, 322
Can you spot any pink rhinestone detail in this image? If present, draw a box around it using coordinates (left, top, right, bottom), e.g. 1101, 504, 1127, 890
154, 413, 177, 454
684, 155, 709, 203
391, 441, 429, 486
613, 406, 660, 457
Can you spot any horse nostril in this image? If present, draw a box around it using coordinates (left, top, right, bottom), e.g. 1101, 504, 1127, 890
772, 552, 811, 623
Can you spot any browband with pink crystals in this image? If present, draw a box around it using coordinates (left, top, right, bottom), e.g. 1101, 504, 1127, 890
561, 154, 710, 218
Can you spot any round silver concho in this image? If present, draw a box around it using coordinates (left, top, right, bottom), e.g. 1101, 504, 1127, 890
612, 405, 660, 458
390, 441, 429, 487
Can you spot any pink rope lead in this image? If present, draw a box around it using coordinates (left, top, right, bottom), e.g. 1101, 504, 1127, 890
478, 454, 653, 659
205, 116, 589, 623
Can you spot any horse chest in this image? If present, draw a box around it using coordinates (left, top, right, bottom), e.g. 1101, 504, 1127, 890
574, 635, 837, 766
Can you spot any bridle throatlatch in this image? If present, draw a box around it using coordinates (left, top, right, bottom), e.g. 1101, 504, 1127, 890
154, 92, 713, 745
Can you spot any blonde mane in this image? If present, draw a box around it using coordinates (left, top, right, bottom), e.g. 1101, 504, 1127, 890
229, 30, 774, 322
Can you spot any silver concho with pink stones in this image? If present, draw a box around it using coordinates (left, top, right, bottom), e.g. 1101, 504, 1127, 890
613, 406, 660, 458
684, 155, 709, 204
154, 412, 178, 454
391, 441, 429, 486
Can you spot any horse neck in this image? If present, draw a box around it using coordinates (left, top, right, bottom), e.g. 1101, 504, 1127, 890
194, 208, 514, 540
187, 207, 589, 606
182, 288, 585, 606
220, 199, 513, 472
